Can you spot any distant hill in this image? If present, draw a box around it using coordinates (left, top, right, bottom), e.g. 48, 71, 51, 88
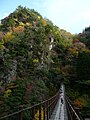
78, 26, 90, 49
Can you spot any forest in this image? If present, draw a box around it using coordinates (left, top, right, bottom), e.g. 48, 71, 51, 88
0, 6, 90, 118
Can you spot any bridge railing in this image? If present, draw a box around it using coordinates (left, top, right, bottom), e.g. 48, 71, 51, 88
0, 90, 60, 120
66, 95, 84, 120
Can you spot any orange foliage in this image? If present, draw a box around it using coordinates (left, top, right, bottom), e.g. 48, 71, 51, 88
23, 83, 32, 101
26, 83, 32, 91
68, 47, 77, 53
73, 39, 80, 44
0, 32, 3, 40
74, 98, 86, 109
68, 47, 78, 56
0, 32, 4, 45
13, 26, 24, 33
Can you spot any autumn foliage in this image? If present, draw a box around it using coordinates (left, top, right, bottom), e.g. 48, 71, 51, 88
74, 98, 87, 109
13, 26, 24, 33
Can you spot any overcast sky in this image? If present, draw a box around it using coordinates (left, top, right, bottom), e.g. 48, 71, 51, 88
0, 0, 90, 34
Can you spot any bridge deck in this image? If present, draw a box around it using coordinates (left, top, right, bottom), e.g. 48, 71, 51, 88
49, 83, 68, 120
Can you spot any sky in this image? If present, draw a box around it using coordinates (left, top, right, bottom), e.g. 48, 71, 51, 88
0, 0, 90, 34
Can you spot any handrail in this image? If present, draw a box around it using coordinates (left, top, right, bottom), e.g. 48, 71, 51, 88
0, 84, 84, 120
66, 96, 83, 120
0, 89, 60, 120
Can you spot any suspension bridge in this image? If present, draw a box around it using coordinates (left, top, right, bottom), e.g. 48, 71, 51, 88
0, 82, 84, 120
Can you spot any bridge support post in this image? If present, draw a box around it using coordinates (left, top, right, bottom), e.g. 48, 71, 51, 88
46, 101, 49, 120
19, 106, 23, 120
32, 103, 36, 120
43, 102, 46, 120
49, 100, 51, 118
39, 104, 41, 120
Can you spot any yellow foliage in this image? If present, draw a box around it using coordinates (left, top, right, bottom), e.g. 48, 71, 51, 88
37, 16, 41, 19
4, 32, 14, 42
0, 81, 3, 86
51, 59, 54, 63
19, 22, 25, 26
0, 39, 4, 45
4, 89, 12, 98
13, 26, 24, 33
42, 19, 47, 26
0, 44, 5, 49
33, 59, 39, 63
26, 22, 32, 26
34, 108, 45, 120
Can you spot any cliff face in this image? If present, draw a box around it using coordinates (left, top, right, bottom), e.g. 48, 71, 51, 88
0, 6, 70, 115
0, 6, 73, 92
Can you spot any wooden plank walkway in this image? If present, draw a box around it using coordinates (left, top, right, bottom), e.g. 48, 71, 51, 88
49, 83, 68, 120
